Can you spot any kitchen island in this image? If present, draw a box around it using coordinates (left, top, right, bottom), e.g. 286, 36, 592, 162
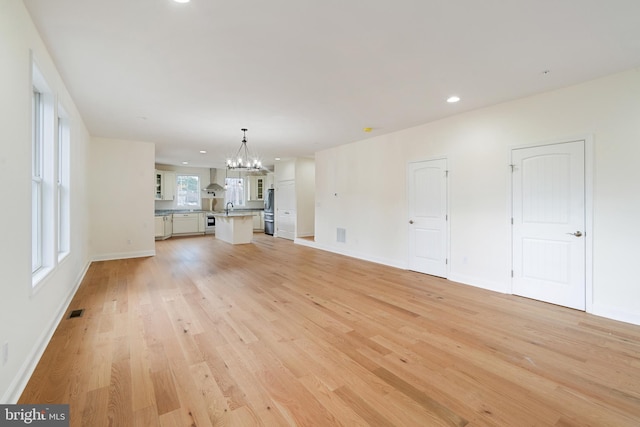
213, 212, 255, 244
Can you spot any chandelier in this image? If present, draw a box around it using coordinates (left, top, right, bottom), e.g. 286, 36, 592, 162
226, 128, 262, 171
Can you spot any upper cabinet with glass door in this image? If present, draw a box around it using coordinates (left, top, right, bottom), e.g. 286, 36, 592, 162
247, 175, 265, 201
155, 170, 176, 201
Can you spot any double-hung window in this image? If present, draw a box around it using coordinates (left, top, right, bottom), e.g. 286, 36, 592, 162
224, 177, 245, 206
176, 175, 200, 208
32, 89, 44, 273
57, 110, 70, 259
31, 58, 57, 287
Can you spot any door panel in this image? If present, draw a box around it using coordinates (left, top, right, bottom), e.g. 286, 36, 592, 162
512, 141, 585, 310
408, 159, 447, 278
276, 180, 295, 240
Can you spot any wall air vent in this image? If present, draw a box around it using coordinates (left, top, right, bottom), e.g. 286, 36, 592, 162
337, 228, 346, 243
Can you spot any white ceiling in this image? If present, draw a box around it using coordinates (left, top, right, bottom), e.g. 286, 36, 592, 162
24, 0, 640, 169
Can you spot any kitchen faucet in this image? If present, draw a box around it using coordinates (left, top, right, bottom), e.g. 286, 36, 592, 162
225, 202, 234, 215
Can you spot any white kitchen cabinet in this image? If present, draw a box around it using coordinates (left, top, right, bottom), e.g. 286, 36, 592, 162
155, 215, 172, 240
154, 216, 164, 236
163, 171, 175, 201
252, 211, 264, 231
155, 170, 176, 201
155, 171, 163, 200
172, 212, 203, 235
214, 213, 254, 244
164, 215, 173, 237
277, 209, 295, 240
247, 176, 265, 201
198, 212, 205, 233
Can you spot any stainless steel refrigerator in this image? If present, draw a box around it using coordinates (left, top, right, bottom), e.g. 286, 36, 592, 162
264, 188, 274, 235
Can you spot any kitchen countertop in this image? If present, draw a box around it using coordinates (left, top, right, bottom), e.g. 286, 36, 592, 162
212, 212, 255, 218
155, 208, 264, 216
155, 209, 206, 216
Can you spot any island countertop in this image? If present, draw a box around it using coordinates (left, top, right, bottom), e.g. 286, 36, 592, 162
212, 212, 255, 218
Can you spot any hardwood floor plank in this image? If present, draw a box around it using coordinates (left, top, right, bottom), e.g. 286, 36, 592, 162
372, 366, 467, 426
233, 340, 340, 426
333, 385, 395, 426
150, 369, 181, 416
298, 374, 369, 426
192, 333, 249, 411
18, 234, 640, 426
188, 361, 230, 425
80, 386, 109, 427
133, 405, 160, 427
130, 329, 157, 411
106, 358, 133, 427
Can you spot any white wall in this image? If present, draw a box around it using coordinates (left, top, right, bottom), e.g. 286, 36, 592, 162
0, 0, 91, 402
295, 158, 316, 238
315, 68, 640, 325
90, 138, 155, 261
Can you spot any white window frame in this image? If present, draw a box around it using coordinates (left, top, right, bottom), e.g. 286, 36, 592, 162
31, 57, 56, 289
224, 177, 245, 207
57, 106, 70, 260
32, 88, 43, 273
176, 174, 201, 208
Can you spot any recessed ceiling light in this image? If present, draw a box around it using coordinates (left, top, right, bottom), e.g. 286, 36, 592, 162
447, 96, 461, 103
275, 157, 281, 161
182, 161, 189, 165
199, 150, 207, 154
173, 0, 190, 3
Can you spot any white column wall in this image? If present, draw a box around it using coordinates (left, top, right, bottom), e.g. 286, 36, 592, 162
315, 69, 640, 325
89, 138, 155, 261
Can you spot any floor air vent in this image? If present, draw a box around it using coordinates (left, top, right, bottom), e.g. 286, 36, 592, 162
68, 309, 84, 319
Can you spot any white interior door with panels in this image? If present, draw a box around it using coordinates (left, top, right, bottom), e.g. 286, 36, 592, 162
511, 140, 586, 310
408, 159, 448, 278
276, 179, 295, 240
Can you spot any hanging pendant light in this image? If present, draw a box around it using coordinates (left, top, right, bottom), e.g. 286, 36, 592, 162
226, 128, 262, 171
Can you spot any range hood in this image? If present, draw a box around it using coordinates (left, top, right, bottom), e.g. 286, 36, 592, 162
204, 169, 225, 196
205, 183, 225, 192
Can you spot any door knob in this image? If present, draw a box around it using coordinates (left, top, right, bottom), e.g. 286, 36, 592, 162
567, 231, 582, 237
409, 220, 414, 224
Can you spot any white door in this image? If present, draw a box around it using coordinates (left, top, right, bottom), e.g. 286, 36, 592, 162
408, 159, 448, 278
276, 180, 295, 240
512, 140, 585, 310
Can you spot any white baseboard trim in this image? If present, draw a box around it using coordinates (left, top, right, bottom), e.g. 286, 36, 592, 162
447, 273, 509, 294
590, 303, 640, 326
2, 260, 91, 404
294, 238, 407, 270
92, 249, 155, 262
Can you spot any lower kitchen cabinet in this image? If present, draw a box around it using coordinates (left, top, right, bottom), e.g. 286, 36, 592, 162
198, 212, 205, 233
154, 216, 163, 237
252, 211, 264, 231
172, 212, 205, 235
155, 215, 172, 240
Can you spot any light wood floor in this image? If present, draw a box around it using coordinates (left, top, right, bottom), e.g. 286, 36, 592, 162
20, 234, 640, 426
